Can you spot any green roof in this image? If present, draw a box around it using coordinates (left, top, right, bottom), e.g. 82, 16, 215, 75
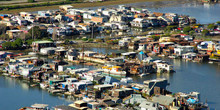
33, 40, 53, 44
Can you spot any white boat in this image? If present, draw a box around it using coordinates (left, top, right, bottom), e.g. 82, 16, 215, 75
168, 55, 177, 59
28, 52, 37, 56
40, 83, 49, 89
2, 73, 9, 76
102, 66, 127, 77
139, 73, 150, 77
208, 61, 213, 64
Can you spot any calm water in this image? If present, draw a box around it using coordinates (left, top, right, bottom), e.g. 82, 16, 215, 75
0, 64, 95, 110
87, 0, 220, 24
1, 48, 220, 109
2, 0, 220, 109
132, 58, 220, 110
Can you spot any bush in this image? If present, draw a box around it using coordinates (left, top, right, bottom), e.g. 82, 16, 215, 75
82, 38, 88, 41
149, 35, 160, 41
28, 0, 35, 3
202, 29, 209, 36
88, 38, 93, 42
207, 24, 217, 30
183, 26, 193, 34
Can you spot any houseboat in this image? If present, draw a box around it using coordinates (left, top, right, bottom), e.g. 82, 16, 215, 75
102, 66, 127, 78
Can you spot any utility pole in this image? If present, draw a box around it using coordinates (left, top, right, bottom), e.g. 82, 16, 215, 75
32, 25, 34, 40
91, 23, 94, 39
52, 27, 57, 41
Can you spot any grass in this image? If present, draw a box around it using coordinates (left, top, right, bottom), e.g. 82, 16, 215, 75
0, 0, 172, 14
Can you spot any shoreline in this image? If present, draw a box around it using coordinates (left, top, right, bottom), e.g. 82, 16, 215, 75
0, 0, 184, 14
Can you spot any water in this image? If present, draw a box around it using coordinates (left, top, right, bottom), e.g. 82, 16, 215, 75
132, 58, 220, 110
147, 2, 220, 24
85, 0, 220, 24
0, 64, 95, 110
0, 76, 72, 109
1, 48, 220, 109
2, 0, 220, 109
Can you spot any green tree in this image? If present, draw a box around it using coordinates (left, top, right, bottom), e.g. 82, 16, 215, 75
189, 30, 195, 36
207, 24, 217, 30
202, 29, 209, 36
183, 26, 192, 34
2, 42, 12, 49
14, 38, 23, 47
150, 35, 160, 41
65, 39, 69, 44
11, 42, 17, 49
216, 21, 220, 25
26, 39, 34, 46
28, 26, 48, 39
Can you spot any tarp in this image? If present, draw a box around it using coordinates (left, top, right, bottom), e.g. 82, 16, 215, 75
187, 98, 196, 104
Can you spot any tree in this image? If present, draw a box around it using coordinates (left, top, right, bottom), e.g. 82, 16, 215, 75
26, 39, 34, 46
189, 30, 195, 36
216, 21, 220, 25
0, 24, 7, 35
150, 35, 160, 41
65, 39, 69, 44
28, 26, 48, 39
2, 42, 12, 49
183, 26, 192, 34
207, 24, 217, 30
14, 38, 23, 47
202, 29, 209, 36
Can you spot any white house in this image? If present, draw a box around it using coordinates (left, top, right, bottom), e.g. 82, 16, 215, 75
153, 60, 173, 73
174, 46, 194, 56
118, 37, 131, 47
130, 18, 150, 28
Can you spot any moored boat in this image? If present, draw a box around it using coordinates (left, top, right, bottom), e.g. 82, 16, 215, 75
102, 66, 127, 78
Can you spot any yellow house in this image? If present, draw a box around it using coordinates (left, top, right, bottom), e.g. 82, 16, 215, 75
159, 37, 171, 42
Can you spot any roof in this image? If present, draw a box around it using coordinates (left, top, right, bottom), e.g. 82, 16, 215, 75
121, 52, 136, 56
33, 41, 53, 44
54, 105, 77, 110
7, 30, 23, 32
103, 100, 116, 106
88, 101, 99, 105
94, 76, 105, 81
94, 84, 113, 89
74, 100, 86, 105
152, 95, 175, 106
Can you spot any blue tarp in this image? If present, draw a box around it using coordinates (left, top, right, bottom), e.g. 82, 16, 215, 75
139, 51, 144, 55
187, 98, 196, 104
132, 87, 139, 90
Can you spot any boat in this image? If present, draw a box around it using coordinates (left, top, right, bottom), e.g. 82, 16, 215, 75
40, 83, 49, 89
139, 73, 150, 77
102, 66, 127, 77
2, 73, 9, 76
19, 104, 49, 110
10, 74, 21, 78
168, 55, 177, 59
208, 61, 213, 64
30, 84, 38, 87
28, 52, 37, 56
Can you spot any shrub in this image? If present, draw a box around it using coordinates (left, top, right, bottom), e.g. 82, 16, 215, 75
28, 0, 35, 3
82, 38, 88, 41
